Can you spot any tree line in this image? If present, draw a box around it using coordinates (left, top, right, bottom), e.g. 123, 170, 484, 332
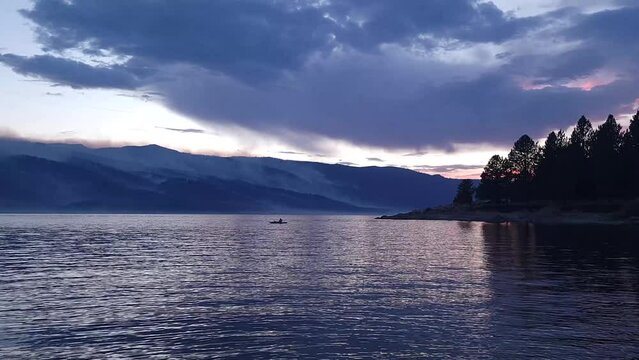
453, 111, 639, 205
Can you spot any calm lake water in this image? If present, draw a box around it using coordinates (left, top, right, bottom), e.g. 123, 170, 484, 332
1, 215, 638, 359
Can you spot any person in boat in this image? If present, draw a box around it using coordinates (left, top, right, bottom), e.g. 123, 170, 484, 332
278, 218, 283, 224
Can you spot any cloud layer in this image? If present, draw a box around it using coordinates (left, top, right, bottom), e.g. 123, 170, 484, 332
2, 0, 638, 149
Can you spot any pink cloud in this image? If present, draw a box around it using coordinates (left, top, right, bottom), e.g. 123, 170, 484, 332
564, 72, 618, 91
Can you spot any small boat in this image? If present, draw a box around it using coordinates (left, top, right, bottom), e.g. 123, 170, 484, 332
270, 219, 287, 224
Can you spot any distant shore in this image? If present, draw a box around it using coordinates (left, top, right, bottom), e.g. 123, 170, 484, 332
378, 201, 639, 225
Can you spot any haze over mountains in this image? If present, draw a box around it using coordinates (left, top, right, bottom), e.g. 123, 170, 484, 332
0, 139, 459, 213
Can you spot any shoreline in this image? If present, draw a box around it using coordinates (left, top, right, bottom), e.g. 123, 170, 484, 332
378, 204, 639, 225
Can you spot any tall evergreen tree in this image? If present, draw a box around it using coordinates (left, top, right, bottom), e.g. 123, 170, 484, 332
592, 114, 623, 152
476, 155, 512, 203
591, 114, 624, 198
453, 179, 474, 205
622, 111, 639, 197
475, 112, 639, 205
626, 111, 639, 146
507, 135, 540, 201
624, 111, 639, 149
535, 130, 569, 200
570, 115, 593, 156
543, 130, 568, 160
567, 115, 594, 199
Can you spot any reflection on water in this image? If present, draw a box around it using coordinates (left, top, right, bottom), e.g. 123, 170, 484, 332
481, 223, 639, 357
0, 215, 638, 358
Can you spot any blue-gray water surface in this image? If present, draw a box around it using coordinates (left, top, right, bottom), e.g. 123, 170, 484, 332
1, 215, 638, 359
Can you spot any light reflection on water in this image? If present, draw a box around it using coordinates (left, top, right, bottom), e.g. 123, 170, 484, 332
0, 215, 638, 358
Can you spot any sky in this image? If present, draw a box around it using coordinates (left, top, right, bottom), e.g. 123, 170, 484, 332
1, 0, 638, 179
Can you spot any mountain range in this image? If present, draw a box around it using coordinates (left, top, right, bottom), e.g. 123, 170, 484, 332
0, 138, 460, 213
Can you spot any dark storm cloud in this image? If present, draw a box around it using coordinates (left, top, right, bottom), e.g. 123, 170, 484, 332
506, 48, 607, 83
20, 0, 333, 82
565, 6, 639, 45
0, 54, 142, 89
563, 6, 639, 65
160, 65, 636, 147
329, 0, 540, 49
2, 0, 639, 149
13, 0, 540, 86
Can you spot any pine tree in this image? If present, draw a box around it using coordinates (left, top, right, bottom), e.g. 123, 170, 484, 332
453, 179, 475, 205
622, 111, 639, 197
507, 135, 540, 201
591, 114, 623, 198
475, 112, 638, 204
535, 130, 568, 200
476, 155, 512, 203
566, 115, 594, 199
570, 115, 593, 156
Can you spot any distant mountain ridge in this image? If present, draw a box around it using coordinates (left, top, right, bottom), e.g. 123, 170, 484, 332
0, 139, 459, 213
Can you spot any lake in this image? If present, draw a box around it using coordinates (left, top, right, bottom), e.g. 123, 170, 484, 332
1, 215, 638, 358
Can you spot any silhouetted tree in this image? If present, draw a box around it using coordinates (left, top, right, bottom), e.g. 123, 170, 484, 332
566, 115, 594, 199
535, 130, 569, 200
622, 111, 639, 197
570, 115, 594, 156
476, 112, 638, 205
591, 114, 624, 198
507, 135, 540, 201
453, 179, 474, 205
477, 155, 512, 203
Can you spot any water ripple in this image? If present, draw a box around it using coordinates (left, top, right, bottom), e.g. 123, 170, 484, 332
1, 215, 638, 358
